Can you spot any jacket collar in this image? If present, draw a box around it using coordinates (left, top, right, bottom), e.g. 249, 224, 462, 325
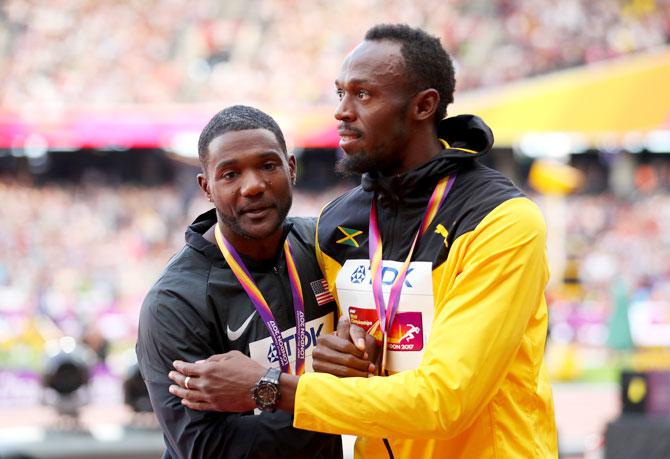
361, 114, 494, 206
186, 208, 293, 270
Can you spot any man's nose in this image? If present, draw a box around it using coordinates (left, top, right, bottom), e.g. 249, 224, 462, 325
239, 171, 266, 197
335, 95, 355, 122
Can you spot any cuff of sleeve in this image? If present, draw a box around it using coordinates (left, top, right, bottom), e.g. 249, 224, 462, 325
293, 372, 336, 433
293, 372, 371, 436
293, 372, 315, 430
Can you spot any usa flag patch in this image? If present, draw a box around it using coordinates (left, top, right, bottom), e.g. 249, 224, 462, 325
310, 279, 335, 306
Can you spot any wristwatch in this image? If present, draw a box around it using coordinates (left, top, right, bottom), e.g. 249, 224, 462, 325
251, 367, 281, 412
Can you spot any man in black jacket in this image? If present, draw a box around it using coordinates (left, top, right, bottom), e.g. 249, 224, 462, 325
136, 105, 342, 458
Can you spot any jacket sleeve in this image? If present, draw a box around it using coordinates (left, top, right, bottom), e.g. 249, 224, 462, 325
294, 197, 549, 439
145, 379, 337, 459
136, 286, 341, 459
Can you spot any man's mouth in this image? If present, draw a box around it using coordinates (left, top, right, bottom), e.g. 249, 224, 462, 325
240, 204, 274, 218
338, 129, 362, 148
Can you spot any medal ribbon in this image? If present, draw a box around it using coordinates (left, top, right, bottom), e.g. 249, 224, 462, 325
369, 174, 456, 372
215, 224, 305, 375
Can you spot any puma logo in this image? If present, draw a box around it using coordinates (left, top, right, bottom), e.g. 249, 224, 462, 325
435, 224, 449, 248
226, 311, 257, 341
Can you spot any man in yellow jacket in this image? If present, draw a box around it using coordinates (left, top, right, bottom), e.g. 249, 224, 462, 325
168, 24, 558, 458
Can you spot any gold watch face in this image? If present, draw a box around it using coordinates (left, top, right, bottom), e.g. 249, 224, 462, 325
253, 367, 281, 411
256, 383, 278, 403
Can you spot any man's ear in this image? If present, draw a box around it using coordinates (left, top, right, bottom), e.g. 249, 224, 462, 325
287, 154, 297, 185
197, 173, 212, 201
412, 88, 440, 122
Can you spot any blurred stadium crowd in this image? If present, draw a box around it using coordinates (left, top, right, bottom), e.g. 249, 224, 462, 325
1, 0, 669, 111
0, 181, 189, 371
550, 193, 670, 349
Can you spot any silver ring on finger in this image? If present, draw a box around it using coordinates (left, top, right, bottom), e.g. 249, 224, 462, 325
184, 376, 191, 390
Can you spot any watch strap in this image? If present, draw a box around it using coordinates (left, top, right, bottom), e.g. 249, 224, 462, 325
262, 367, 281, 385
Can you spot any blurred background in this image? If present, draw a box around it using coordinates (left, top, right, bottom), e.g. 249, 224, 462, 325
1, 0, 670, 458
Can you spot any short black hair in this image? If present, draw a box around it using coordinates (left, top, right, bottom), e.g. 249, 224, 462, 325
365, 24, 456, 128
197, 105, 287, 168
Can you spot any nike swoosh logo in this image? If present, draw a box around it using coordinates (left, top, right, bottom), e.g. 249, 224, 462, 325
226, 311, 257, 341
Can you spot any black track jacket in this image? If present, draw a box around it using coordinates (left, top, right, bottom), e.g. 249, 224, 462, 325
136, 209, 341, 459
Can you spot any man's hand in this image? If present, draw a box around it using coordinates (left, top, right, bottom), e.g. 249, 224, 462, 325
312, 315, 379, 377
168, 351, 265, 412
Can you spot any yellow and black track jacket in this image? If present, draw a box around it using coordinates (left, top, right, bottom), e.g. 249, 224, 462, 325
293, 115, 558, 458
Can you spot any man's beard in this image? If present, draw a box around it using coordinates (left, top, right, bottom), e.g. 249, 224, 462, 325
335, 147, 391, 177
218, 194, 292, 240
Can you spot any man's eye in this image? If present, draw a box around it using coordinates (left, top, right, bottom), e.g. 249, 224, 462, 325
357, 89, 369, 99
336, 89, 344, 100
221, 171, 237, 180
262, 162, 278, 171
